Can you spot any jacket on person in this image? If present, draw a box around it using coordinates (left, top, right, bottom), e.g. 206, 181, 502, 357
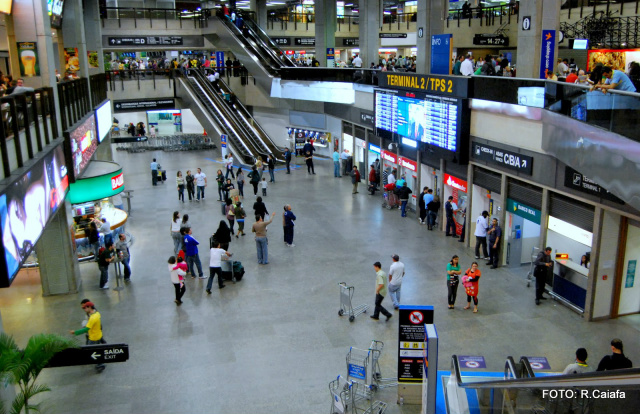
350, 169, 361, 184
396, 185, 412, 200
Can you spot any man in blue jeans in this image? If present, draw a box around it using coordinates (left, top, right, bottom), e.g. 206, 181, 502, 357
396, 182, 412, 217
183, 227, 204, 278
444, 196, 457, 236
332, 149, 340, 177
207, 242, 230, 293
150, 158, 158, 186
251, 212, 276, 264
97, 243, 115, 289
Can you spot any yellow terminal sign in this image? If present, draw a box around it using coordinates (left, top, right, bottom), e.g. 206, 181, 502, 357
384, 73, 454, 94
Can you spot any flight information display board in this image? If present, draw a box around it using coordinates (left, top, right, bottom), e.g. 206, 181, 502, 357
375, 89, 462, 152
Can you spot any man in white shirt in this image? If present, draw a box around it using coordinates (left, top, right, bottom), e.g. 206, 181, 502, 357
387, 169, 397, 186
340, 149, 350, 176
474, 211, 489, 259
388, 254, 405, 309
225, 154, 235, 179
207, 242, 230, 293
352, 54, 363, 68
460, 55, 474, 76
194, 167, 207, 201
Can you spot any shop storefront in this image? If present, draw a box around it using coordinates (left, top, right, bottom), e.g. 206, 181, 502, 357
398, 156, 418, 209
443, 173, 468, 236
505, 197, 542, 269
471, 166, 504, 243
67, 161, 127, 261
381, 149, 398, 179
148, 109, 182, 135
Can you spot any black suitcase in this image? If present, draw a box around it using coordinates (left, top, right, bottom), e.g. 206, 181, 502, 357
221, 260, 244, 282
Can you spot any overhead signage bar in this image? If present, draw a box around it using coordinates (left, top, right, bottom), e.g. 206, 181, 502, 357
108, 36, 183, 46
380, 33, 408, 39
377, 73, 469, 98
473, 34, 509, 47
113, 99, 175, 113
471, 142, 533, 175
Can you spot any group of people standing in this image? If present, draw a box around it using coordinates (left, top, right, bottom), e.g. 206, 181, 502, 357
174, 168, 207, 201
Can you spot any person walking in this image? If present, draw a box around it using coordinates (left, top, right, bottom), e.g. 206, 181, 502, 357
486, 218, 502, 269
370, 261, 393, 321
333, 149, 340, 177
368, 165, 377, 195
305, 150, 315, 175
426, 194, 440, 231
216, 169, 225, 201
98, 243, 115, 289
446, 255, 462, 309
252, 212, 276, 265
87, 221, 100, 261
194, 168, 207, 201
234, 201, 247, 238
255, 156, 264, 180
462, 261, 481, 313
213, 220, 232, 250
176, 171, 185, 202
261, 178, 268, 196
69, 301, 106, 372
150, 158, 159, 186
248, 166, 260, 195
596, 339, 632, 371
350, 166, 361, 194
183, 227, 205, 279
533, 247, 552, 305
444, 196, 457, 236
236, 168, 245, 197
253, 196, 268, 220
396, 182, 412, 217
168, 256, 186, 305
207, 242, 230, 293
223, 179, 235, 202
418, 187, 428, 224
474, 211, 490, 259
224, 199, 236, 235
224, 154, 235, 179
115, 233, 132, 282
267, 155, 275, 182
170, 211, 182, 255
388, 254, 405, 309
185, 170, 195, 201
283, 204, 296, 247
284, 148, 292, 174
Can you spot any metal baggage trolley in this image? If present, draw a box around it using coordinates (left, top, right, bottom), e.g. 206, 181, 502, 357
329, 376, 387, 414
368, 340, 397, 391
350, 381, 388, 414
525, 246, 540, 288
338, 282, 368, 322
381, 191, 400, 210
346, 347, 372, 398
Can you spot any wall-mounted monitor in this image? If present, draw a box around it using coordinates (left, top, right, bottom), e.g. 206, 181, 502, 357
573, 39, 588, 50
64, 113, 97, 183
375, 89, 462, 152
0, 142, 69, 287
47, 0, 65, 29
0, 0, 13, 14
95, 100, 113, 143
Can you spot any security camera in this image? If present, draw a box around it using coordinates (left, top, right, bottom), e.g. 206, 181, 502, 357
388, 143, 394, 150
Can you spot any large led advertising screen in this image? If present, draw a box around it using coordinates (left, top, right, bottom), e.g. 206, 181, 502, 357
95, 100, 112, 143
64, 113, 97, 183
0, 142, 69, 286
47, 0, 65, 28
375, 89, 462, 152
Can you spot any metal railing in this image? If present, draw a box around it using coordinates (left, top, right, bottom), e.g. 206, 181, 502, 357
57, 78, 91, 134
105, 69, 177, 91
561, 12, 640, 48
447, 4, 519, 28
564, 0, 640, 20
90, 73, 107, 109
0, 87, 58, 178
100, 6, 209, 29
381, 12, 417, 30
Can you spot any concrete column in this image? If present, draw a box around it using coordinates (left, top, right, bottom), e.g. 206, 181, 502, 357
416, 0, 446, 74
365, 129, 370, 171
439, 158, 445, 231
253, 0, 268, 29
82, 0, 105, 77
359, 0, 380, 67
539, 187, 549, 251
35, 204, 82, 296
516, 0, 560, 78
584, 206, 603, 321
498, 173, 508, 266
464, 162, 474, 248
315, 0, 337, 67
62, 0, 91, 95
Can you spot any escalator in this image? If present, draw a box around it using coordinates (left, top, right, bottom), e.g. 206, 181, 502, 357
190, 69, 285, 162
209, 14, 294, 94
447, 355, 640, 414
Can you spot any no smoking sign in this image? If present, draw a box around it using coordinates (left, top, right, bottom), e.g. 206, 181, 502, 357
409, 311, 424, 324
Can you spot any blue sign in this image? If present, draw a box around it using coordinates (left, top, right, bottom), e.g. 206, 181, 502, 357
369, 143, 381, 154
458, 355, 487, 369
539, 30, 555, 79
348, 363, 365, 379
430, 34, 452, 75
215, 51, 224, 71
220, 134, 227, 148
525, 356, 551, 370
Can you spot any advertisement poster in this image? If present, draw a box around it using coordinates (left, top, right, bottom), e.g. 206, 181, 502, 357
625, 259, 636, 288
539, 30, 555, 79
17, 42, 40, 77
65, 47, 80, 73
430, 34, 452, 75
87, 51, 99, 68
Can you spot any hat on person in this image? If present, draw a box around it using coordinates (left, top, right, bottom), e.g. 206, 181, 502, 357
391, 254, 400, 261
82, 301, 94, 309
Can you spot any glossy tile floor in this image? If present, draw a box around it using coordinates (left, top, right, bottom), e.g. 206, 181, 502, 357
1, 146, 638, 414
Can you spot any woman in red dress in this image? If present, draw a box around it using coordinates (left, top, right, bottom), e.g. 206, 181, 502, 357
462, 261, 481, 313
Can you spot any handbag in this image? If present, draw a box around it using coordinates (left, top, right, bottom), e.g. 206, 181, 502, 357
448, 275, 459, 287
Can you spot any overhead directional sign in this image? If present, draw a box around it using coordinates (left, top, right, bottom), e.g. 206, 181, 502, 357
113, 98, 175, 112
108, 36, 183, 46
112, 136, 149, 143
473, 34, 509, 47
46, 344, 130, 368
472, 142, 533, 175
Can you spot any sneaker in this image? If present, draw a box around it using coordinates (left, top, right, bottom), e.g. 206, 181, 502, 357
198, 276, 207, 279
124, 278, 131, 282
100, 285, 109, 289
475, 256, 480, 259
219, 285, 225, 289
370, 315, 380, 320
289, 243, 295, 247
206, 289, 212, 294
386, 314, 393, 322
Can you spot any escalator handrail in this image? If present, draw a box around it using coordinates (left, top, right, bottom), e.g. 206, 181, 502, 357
241, 16, 296, 67
190, 71, 268, 159
181, 76, 256, 163
519, 356, 536, 379
504, 356, 518, 380
215, 15, 282, 75
211, 73, 287, 159
452, 355, 640, 389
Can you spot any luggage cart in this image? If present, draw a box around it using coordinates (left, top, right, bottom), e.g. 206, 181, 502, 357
526, 246, 540, 288
381, 191, 400, 210
350, 381, 388, 414
329, 375, 358, 414
338, 282, 368, 322
346, 347, 374, 399
368, 340, 397, 391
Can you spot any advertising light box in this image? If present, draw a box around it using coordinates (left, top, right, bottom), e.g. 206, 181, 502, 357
67, 161, 124, 205
95, 100, 112, 143
0, 142, 69, 287
64, 113, 97, 183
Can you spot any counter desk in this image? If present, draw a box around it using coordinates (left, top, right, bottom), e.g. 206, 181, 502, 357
552, 259, 589, 314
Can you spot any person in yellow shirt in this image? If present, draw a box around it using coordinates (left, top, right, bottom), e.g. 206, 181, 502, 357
69, 301, 106, 372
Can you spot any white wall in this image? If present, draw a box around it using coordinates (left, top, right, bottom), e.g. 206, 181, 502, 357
470, 111, 544, 154
619, 222, 640, 315
521, 218, 541, 264
326, 115, 342, 153
181, 109, 204, 134
253, 107, 290, 148
546, 229, 592, 268
592, 211, 620, 318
